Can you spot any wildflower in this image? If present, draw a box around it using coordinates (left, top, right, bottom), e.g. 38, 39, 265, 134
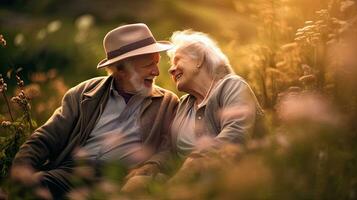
246, 139, 270, 151
301, 64, 312, 75
0, 34, 6, 46
16, 75, 24, 88
22, 84, 41, 99
98, 180, 118, 194
73, 166, 95, 179
299, 74, 316, 84
74, 14, 95, 43
328, 33, 336, 39
67, 187, 90, 200
295, 32, 303, 36
128, 145, 153, 164
302, 25, 314, 31
294, 36, 306, 42
297, 28, 304, 32
36, 102, 46, 113
276, 134, 289, 148
195, 135, 215, 152
276, 61, 286, 68
73, 147, 90, 160
313, 33, 321, 37
288, 86, 302, 93
75, 14, 95, 30
222, 156, 272, 194
1, 121, 12, 128
14, 33, 25, 46
36, 29, 47, 40
277, 92, 338, 125
11, 90, 30, 111
30, 72, 47, 83
47, 20, 62, 33
340, 0, 355, 12
219, 143, 244, 159
52, 78, 68, 96
320, 24, 328, 30
0, 188, 7, 200
34, 187, 52, 200
47, 69, 58, 79
305, 21, 314, 25
326, 39, 338, 45
0, 74, 7, 93
1, 74, 14, 121
280, 42, 298, 51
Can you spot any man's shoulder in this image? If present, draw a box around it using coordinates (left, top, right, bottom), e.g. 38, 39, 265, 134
153, 85, 179, 99
75, 76, 109, 89
69, 76, 110, 94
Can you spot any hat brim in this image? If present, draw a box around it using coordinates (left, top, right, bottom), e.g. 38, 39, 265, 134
97, 41, 173, 69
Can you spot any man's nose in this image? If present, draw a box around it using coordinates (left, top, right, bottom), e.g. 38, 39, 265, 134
151, 65, 160, 76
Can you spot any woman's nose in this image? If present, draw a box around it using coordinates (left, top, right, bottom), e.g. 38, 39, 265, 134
168, 65, 176, 75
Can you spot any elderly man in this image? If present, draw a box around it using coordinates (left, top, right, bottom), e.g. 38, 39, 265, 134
11, 23, 178, 198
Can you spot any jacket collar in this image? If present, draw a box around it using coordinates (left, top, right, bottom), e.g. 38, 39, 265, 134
151, 85, 164, 97
83, 76, 113, 99
83, 75, 164, 99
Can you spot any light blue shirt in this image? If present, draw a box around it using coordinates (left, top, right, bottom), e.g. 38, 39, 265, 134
79, 80, 149, 168
176, 106, 197, 158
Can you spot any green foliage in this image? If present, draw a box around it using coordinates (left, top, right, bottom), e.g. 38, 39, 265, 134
1, 0, 357, 199
0, 41, 37, 181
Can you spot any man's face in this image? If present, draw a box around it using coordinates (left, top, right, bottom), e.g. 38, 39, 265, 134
116, 53, 160, 95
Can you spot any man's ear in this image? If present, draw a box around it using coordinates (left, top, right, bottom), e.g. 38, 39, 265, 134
115, 70, 122, 77
115, 60, 130, 75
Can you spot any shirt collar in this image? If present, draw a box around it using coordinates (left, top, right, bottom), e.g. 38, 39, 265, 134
109, 78, 120, 97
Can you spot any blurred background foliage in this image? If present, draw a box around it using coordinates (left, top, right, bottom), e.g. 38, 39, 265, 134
1, 0, 357, 199
0, 0, 341, 122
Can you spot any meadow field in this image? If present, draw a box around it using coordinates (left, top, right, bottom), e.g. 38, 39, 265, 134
1, 0, 357, 199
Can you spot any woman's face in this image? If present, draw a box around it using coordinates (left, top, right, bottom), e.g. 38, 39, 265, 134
168, 50, 200, 92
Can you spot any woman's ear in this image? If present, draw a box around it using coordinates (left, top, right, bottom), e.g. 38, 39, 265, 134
196, 52, 205, 68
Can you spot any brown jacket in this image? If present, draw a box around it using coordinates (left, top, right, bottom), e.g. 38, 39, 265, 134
13, 76, 179, 171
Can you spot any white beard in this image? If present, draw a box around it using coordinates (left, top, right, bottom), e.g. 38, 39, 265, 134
128, 69, 153, 97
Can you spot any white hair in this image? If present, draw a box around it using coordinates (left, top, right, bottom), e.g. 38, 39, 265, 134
167, 30, 234, 78
105, 60, 130, 75
105, 65, 117, 75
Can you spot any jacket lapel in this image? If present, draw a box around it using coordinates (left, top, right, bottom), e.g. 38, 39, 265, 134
78, 76, 112, 145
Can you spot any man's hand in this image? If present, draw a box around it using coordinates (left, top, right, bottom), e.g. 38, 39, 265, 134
124, 163, 160, 181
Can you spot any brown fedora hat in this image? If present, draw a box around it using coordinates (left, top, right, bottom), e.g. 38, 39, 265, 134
97, 23, 173, 69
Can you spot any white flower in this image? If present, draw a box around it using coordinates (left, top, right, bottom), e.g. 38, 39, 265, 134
75, 14, 95, 30
14, 33, 25, 46
47, 20, 62, 33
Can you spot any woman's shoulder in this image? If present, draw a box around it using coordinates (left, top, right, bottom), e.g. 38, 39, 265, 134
214, 74, 251, 93
220, 74, 249, 86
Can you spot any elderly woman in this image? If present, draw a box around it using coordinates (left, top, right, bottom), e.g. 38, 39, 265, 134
167, 30, 264, 159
